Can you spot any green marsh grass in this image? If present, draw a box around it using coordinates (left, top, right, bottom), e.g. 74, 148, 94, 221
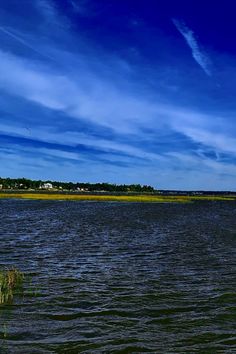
0, 269, 24, 304
0, 192, 235, 202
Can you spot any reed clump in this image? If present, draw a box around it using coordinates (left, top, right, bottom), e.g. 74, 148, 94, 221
0, 269, 24, 304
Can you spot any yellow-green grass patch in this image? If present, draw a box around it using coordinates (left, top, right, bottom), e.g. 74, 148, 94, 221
0, 269, 24, 304
0, 192, 235, 203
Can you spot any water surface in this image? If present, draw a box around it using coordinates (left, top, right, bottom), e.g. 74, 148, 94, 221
0, 200, 236, 353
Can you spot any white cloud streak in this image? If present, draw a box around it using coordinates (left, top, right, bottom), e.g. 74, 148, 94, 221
172, 19, 212, 76
0, 48, 234, 160
0, 13, 235, 189
36, 0, 70, 29
0, 26, 55, 61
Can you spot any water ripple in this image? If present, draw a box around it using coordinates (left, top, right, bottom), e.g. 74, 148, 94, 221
0, 200, 236, 352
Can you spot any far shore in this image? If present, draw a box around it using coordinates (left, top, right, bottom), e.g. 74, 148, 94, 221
0, 191, 235, 203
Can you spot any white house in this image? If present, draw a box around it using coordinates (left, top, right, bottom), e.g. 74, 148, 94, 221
41, 183, 53, 189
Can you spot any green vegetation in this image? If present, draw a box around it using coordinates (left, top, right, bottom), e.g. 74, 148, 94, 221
0, 177, 154, 193
0, 269, 24, 304
0, 177, 235, 201
0, 192, 235, 202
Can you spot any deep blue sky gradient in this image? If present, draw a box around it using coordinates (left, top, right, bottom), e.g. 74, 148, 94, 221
0, 0, 236, 190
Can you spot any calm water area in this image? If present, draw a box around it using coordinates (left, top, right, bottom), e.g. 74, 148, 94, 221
0, 199, 236, 353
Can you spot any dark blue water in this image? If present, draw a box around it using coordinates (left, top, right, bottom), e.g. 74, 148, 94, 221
0, 200, 236, 353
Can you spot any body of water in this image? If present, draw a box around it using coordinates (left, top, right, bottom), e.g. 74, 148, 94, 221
0, 200, 236, 353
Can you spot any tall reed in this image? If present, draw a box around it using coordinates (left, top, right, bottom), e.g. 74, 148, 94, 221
0, 269, 24, 304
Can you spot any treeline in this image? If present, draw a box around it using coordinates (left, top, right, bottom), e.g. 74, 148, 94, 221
0, 177, 155, 193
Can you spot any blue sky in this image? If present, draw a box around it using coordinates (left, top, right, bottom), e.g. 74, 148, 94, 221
0, 0, 236, 190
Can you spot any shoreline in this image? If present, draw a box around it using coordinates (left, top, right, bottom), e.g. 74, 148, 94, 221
0, 192, 235, 203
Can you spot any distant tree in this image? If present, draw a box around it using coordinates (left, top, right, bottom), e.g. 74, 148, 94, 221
0, 177, 156, 193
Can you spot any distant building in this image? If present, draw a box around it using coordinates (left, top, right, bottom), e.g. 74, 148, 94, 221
77, 187, 89, 192
0, 184, 2, 190
41, 183, 53, 190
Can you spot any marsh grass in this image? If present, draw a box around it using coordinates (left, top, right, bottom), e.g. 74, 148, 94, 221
0, 192, 235, 202
0, 269, 24, 304
0, 270, 40, 341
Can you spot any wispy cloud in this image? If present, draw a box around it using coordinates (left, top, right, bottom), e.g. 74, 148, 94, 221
0, 47, 234, 161
0, 26, 54, 60
36, 0, 70, 29
70, 0, 92, 16
0, 1, 235, 189
172, 19, 212, 76
36, 0, 57, 22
